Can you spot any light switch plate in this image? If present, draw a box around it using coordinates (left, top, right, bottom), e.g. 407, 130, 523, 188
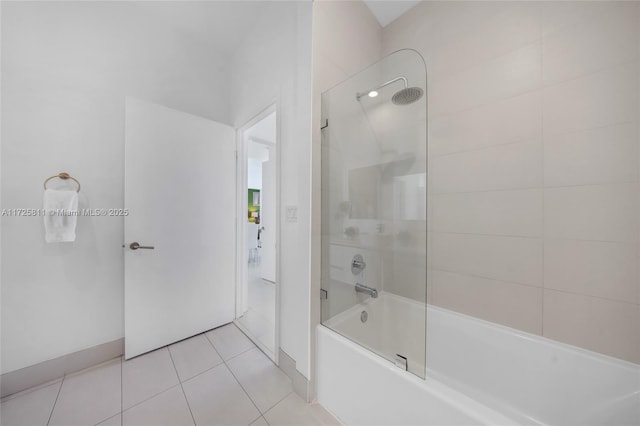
286, 206, 297, 223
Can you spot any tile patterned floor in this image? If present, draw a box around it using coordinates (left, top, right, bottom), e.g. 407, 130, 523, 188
1, 324, 340, 426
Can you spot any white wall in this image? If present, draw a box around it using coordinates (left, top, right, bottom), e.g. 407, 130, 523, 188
383, 1, 640, 364
230, 1, 313, 378
248, 158, 263, 190
1, 2, 232, 373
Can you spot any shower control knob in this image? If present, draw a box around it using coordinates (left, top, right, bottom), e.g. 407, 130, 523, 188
351, 254, 366, 275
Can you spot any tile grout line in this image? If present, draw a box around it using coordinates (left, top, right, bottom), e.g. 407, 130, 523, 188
220, 326, 295, 420
432, 266, 542, 290
540, 287, 640, 307
262, 389, 294, 419
432, 265, 638, 306
119, 350, 182, 417
432, 2, 632, 85
20, 328, 290, 426
432, 136, 541, 160
203, 328, 264, 423
166, 346, 197, 426
428, 39, 543, 87
156, 329, 256, 385
45, 375, 64, 426
430, 230, 541, 240
432, 180, 638, 197
1, 377, 64, 404
540, 52, 639, 92
430, 56, 639, 118
431, 229, 640, 245
431, 117, 638, 162
203, 332, 256, 363
119, 383, 186, 419
176, 358, 225, 385
222, 360, 264, 425
96, 326, 274, 425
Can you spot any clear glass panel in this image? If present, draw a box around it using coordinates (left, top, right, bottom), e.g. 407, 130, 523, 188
320, 49, 427, 378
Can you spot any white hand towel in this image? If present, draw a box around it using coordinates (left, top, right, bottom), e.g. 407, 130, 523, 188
43, 189, 78, 243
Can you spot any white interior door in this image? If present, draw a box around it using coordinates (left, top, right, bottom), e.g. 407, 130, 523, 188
261, 149, 276, 282
124, 97, 236, 359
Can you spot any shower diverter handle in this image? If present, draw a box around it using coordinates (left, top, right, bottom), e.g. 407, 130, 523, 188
352, 258, 366, 269
351, 254, 366, 275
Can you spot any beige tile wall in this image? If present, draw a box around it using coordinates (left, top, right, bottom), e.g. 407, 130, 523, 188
383, 1, 640, 364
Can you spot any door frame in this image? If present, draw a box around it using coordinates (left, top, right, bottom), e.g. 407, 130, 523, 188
235, 102, 281, 364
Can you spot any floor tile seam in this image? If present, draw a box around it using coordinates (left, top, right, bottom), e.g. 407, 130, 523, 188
120, 383, 185, 415
1, 378, 64, 403
202, 330, 257, 363
166, 346, 197, 426
45, 376, 64, 426
261, 389, 295, 417
260, 416, 271, 426
220, 354, 263, 423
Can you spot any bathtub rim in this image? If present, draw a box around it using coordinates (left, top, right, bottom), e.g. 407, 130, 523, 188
316, 323, 518, 425
325, 290, 640, 372
320, 291, 640, 425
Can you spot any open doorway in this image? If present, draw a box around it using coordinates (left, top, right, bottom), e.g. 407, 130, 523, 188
236, 106, 278, 362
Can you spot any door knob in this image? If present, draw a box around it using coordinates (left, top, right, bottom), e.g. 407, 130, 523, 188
130, 242, 155, 250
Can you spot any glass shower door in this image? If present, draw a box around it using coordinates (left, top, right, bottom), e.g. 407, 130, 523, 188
320, 49, 428, 378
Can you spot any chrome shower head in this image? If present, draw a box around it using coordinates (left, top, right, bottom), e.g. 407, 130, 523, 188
392, 87, 423, 105
356, 76, 423, 106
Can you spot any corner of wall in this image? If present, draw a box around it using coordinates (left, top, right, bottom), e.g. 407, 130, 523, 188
309, 0, 383, 401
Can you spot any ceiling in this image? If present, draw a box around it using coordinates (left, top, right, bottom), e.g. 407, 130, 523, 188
363, 1, 421, 27
120, 2, 416, 57
139, 1, 269, 57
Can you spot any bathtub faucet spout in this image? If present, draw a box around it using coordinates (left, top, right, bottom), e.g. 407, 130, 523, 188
355, 283, 378, 298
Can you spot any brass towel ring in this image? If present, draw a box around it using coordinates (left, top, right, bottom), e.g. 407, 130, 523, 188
43, 172, 81, 192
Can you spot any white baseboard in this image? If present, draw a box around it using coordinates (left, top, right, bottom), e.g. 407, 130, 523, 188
278, 347, 311, 402
1, 338, 124, 398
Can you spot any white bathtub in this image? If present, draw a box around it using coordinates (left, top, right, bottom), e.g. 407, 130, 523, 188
317, 292, 640, 425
